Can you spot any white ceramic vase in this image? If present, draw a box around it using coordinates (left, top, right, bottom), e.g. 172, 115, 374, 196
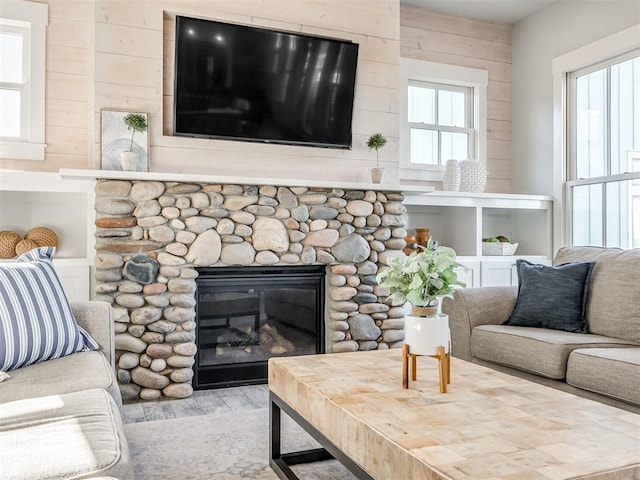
370, 167, 384, 184
458, 159, 487, 193
442, 159, 461, 191
404, 313, 451, 356
120, 151, 138, 171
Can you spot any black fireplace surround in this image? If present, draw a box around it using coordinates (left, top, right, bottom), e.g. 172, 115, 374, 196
194, 266, 326, 389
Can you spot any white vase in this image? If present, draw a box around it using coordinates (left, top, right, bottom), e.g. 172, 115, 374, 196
404, 313, 451, 356
120, 151, 138, 171
442, 159, 461, 191
458, 159, 487, 193
370, 167, 384, 184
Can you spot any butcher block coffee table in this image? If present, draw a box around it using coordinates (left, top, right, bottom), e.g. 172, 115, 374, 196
268, 349, 640, 480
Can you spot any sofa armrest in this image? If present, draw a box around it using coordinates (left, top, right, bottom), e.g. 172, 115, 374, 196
442, 286, 518, 361
71, 301, 115, 368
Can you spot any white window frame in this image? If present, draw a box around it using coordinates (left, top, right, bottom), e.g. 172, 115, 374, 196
552, 24, 640, 251
400, 59, 488, 182
0, 0, 47, 161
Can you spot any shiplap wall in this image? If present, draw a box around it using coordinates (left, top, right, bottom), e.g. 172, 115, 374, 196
0, 0, 91, 172
1, 0, 400, 183
400, 5, 513, 193
91, 0, 400, 184
2, 1, 515, 193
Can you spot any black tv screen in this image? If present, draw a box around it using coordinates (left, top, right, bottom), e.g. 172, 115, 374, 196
173, 16, 359, 149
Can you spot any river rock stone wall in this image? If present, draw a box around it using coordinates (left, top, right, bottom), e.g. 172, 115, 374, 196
93, 180, 407, 401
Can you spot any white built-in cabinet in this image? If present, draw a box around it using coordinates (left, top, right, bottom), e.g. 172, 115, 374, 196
403, 191, 554, 288
0, 171, 94, 301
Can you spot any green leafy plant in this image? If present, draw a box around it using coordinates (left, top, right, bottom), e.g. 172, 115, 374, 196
123, 113, 148, 152
376, 238, 467, 308
366, 132, 387, 168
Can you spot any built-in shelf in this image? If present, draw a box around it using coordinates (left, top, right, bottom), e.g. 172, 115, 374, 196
403, 190, 554, 287
0, 171, 95, 301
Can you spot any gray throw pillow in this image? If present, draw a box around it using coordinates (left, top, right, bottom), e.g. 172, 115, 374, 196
504, 259, 596, 333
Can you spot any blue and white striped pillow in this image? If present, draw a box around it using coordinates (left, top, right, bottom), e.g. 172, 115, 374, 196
0, 247, 98, 371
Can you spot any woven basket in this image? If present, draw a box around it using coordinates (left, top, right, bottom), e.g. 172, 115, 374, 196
25, 227, 59, 248
0, 231, 21, 259
15, 238, 39, 256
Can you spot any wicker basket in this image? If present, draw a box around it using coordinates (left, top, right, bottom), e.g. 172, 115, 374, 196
25, 227, 59, 248
0, 231, 21, 259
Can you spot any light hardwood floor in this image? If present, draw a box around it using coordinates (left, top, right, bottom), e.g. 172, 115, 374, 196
122, 384, 269, 424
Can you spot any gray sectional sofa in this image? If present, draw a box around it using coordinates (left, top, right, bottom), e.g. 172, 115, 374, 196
0, 301, 134, 480
443, 246, 640, 413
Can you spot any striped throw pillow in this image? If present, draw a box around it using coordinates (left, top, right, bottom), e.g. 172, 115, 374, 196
0, 247, 98, 371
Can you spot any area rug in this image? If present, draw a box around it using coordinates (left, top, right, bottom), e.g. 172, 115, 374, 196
124, 407, 357, 480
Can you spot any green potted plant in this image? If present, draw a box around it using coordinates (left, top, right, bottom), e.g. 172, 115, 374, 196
120, 113, 148, 171
377, 238, 467, 355
366, 132, 387, 184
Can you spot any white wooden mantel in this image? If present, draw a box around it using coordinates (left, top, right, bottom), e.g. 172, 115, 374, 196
58, 169, 435, 195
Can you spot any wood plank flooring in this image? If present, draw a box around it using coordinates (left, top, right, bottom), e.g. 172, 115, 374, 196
122, 384, 269, 424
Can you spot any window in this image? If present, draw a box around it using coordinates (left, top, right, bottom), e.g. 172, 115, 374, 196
0, 0, 47, 160
400, 59, 487, 182
408, 81, 473, 166
567, 51, 640, 249
1, 24, 29, 139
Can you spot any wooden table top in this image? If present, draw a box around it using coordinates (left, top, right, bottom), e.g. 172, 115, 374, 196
268, 349, 640, 480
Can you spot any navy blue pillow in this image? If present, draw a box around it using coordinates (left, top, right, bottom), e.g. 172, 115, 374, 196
504, 260, 596, 333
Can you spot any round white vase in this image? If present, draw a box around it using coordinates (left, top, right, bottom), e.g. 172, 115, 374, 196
458, 159, 487, 193
120, 151, 138, 171
404, 314, 450, 356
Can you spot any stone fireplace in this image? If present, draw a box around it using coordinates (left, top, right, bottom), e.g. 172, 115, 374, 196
93, 179, 407, 401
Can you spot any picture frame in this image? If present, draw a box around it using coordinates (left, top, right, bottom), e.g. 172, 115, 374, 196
101, 110, 149, 172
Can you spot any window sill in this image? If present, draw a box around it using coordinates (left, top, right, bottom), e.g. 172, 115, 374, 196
0, 141, 46, 161
399, 167, 443, 182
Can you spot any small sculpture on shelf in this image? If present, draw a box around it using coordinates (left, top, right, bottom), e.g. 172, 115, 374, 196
414, 228, 429, 246
0, 231, 21, 259
404, 228, 430, 254
403, 235, 419, 255
0, 227, 59, 258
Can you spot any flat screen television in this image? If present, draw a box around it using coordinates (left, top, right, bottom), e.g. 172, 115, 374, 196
173, 16, 359, 149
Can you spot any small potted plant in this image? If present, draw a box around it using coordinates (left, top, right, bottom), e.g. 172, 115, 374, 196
120, 113, 148, 171
367, 132, 387, 184
377, 238, 467, 355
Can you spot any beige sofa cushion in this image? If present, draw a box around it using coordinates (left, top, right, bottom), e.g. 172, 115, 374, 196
0, 351, 121, 408
0, 388, 133, 480
472, 325, 636, 379
554, 247, 640, 343
567, 347, 640, 407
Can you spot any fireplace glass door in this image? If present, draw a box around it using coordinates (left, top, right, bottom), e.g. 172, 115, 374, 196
194, 266, 325, 389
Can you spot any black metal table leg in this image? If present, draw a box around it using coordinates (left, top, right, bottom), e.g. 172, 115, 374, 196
269, 391, 374, 480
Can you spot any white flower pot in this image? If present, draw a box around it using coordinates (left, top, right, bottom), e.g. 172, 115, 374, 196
404, 314, 450, 356
120, 151, 138, 171
370, 167, 384, 184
